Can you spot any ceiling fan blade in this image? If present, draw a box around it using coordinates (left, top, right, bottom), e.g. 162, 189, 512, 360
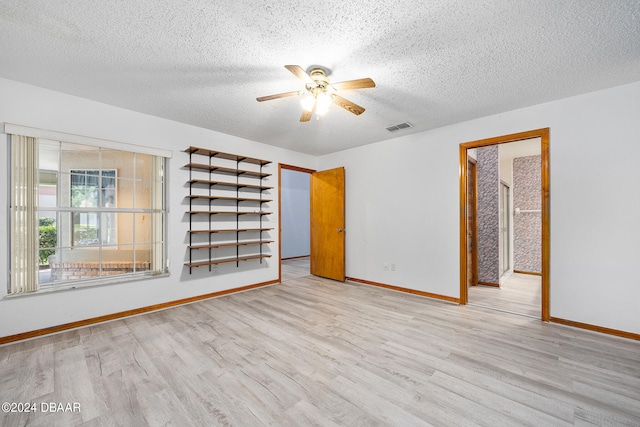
332, 95, 365, 115
285, 65, 314, 84
332, 78, 376, 91
300, 101, 316, 122
256, 91, 300, 102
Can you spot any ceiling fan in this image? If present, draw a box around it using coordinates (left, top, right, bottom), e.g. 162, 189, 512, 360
257, 65, 375, 122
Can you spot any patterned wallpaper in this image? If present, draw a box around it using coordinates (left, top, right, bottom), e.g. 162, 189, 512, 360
513, 155, 541, 273
477, 146, 500, 284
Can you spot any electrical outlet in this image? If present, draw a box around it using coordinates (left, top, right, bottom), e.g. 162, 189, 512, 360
391, 263, 396, 271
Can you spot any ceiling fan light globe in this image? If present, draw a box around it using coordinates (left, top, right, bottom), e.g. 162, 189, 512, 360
316, 93, 332, 115
300, 95, 315, 112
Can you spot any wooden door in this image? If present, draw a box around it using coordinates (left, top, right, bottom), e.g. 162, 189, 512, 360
467, 159, 478, 287
310, 167, 345, 281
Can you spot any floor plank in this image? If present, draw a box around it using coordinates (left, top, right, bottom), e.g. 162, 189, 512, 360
469, 272, 541, 317
0, 259, 638, 426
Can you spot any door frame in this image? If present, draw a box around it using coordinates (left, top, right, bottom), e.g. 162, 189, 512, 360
499, 180, 511, 278
467, 157, 478, 287
459, 128, 550, 321
278, 163, 316, 283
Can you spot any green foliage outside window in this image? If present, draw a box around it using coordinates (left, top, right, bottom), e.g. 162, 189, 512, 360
39, 217, 57, 266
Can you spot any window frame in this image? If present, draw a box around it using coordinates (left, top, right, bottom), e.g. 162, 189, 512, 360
5, 123, 172, 295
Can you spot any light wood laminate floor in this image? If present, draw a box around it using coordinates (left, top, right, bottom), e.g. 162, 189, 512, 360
468, 273, 541, 318
281, 256, 312, 282
1, 262, 639, 426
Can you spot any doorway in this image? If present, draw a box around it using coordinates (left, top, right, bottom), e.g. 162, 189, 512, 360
279, 164, 314, 282
460, 129, 550, 321
278, 164, 346, 283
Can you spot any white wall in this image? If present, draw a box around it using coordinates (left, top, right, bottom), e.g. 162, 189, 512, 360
0, 77, 316, 338
499, 149, 513, 186
3, 77, 640, 338
281, 169, 310, 259
318, 80, 640, 335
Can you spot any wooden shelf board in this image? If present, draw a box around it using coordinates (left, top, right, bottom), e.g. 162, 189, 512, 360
188, 240, 274, 250
189, 228, 274, 234
185, 147, 271, 166
187, 179, 273, 191
186, 211, 272, 216
186, 195, 272, 203
185, 254, 272, 268
185, 163, 271, 178
186, 211, 235, 215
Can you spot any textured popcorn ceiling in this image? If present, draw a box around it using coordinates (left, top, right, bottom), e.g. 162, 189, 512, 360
1, 1, 639, 155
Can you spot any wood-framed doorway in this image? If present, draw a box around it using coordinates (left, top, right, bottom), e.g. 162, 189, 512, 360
459, 128, 550, 321
278, 163, 346, 283
278, 163, 316, 283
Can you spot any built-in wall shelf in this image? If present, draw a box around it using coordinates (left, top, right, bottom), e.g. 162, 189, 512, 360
185, 254, 272, 269
186, 211, 272, 216
187, 179, 273, 191
184, 146, 272, 273
188, 228, 274, 234
186, 195, 273, 203
184, 147, 271, 165
188, 240, 275, 250
185, 163, 271, 178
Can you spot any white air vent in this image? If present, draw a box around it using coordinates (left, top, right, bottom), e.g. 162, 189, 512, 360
386, 122, 413, 132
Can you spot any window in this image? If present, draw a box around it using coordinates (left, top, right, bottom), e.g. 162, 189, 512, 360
7, 125, 171, 294
70, 169, 117, 246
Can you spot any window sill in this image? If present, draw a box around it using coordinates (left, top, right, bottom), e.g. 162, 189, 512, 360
3, 271, 170, 300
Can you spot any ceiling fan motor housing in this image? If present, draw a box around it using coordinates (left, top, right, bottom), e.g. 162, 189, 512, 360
308, 68, 331, 92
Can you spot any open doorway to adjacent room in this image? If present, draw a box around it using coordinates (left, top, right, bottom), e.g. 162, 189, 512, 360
279, 164, 313, 281
460, 129, 550, 320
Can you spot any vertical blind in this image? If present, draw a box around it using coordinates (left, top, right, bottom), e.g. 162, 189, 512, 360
10, 134, 40, 294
